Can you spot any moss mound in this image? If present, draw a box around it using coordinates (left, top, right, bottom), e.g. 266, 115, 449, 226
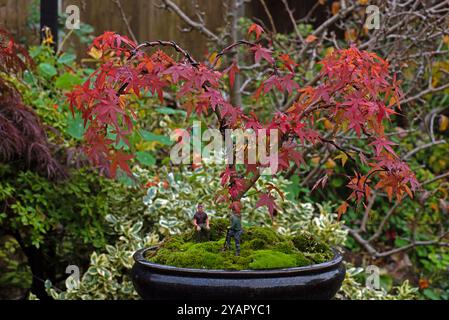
147, 223, 334, 270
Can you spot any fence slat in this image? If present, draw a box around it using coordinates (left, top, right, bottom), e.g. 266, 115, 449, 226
1, 0, 323, 58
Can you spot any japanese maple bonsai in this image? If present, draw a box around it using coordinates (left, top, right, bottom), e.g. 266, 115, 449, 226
67, 25, 418, 299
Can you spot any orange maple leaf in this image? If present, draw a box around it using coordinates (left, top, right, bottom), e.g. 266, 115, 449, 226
248, 23, 264, 40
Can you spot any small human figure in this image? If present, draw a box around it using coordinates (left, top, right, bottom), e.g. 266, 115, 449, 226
223, 208, 243, 256
193, 203, 210, 242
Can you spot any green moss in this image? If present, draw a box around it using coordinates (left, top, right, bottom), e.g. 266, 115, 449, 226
147, 227, 333, 270
292, 232, 330, 253
162, 237, 185, 250
222, 253, 253, 270
248, 250, 298, 269
241, 227, 281, 244
241, 238, 267, 250
208, 218, 229, 240
152, 240, 226, 269
181, 218, 229, 243
294, 251, 313, 266
270, 240, 297, 254
303, 251, 334, 264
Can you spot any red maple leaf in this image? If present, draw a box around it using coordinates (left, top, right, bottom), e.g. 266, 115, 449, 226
251, 45, 274, 64
230, 178, 246, 199
369, 137, 398, 157
200, 88, 225, 111
347, 174, 371, 203
312, 175, 329, 192
220, 103, 242, 127
247, 23, 264, 40
163, 64, 193, 83
108, 150, 134, 178
224, 61, 240, 88
256, 193, 277, 217
220, 166, 235, 186
279, 54, 297, 72
336, 201, 349, 220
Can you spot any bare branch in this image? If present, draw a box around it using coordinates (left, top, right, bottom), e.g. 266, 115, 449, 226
422, 171, 449, 186
258, 0, 277, 34
402, 140, 446, 160
298, 4, 357, 59
160, 0, 222, 45
346, 226, 449, 258
281, 0, 303, 44
368, 202, 400, 242
360, 191, 377, 233
401, 82, 449, 105
113, 0, 138, 43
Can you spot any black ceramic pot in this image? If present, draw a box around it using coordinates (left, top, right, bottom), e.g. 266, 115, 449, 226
131, 247, 346, 300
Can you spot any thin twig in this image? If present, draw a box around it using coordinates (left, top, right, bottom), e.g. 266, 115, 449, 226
160, 0, 222, 45
113, 0, 138, 43
368, 202, 400, 242
422, 171, 449, 186
281, 0, 303, 44
401, 82, 449, 105
360, 191, 377, 233
297, 4, 357, 59
345, 226, 449, 258
402, 140, 446, 160
258, 0, 277, 34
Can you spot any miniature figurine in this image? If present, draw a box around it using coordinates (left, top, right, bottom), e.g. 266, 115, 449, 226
193, 203, 210, 242
223, 208, 243, 256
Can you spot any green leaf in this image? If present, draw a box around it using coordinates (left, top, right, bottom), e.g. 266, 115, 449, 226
147, 187, 157, 200
105, 245, 117, 255
116, 169, 136, 187
105, 214, 118, 224
394, 238, 408, 248
155, 107, 187, 116
55, 73, 83, 90
140, 130, 172, 146
423, 288, 440, 300
107, 132, 130, 151
131, 221, 143, 234
57, 53, 76, 65
67, 112, 85, 140
331, 177, 344, 188
44, 280, 52, 290
38, 63, 57, 78
136, 151, 156, 166
285, 175, 301, 201
29, 46, 42, 59
23, 70, 35, 85
83, 68, 96, 76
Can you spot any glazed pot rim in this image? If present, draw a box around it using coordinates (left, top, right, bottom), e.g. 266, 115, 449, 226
133, 246, 343, 277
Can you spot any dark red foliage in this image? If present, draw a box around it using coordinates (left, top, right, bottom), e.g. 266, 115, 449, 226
0, 29, 66, 180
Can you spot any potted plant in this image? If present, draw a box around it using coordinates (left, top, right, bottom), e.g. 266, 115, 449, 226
67, 24, 418, 300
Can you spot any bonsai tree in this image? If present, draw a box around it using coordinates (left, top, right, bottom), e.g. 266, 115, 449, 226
67, 25, 418, 231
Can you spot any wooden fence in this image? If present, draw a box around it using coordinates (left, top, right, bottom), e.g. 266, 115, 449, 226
1, 0, 323, 59
0, 0, 35, 41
